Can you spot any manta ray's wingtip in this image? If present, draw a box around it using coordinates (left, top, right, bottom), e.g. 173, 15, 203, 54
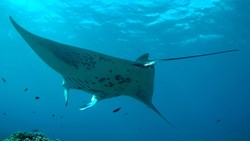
150, 104, 177, 129
9, 16, 14, 23
9, 16, 19, 30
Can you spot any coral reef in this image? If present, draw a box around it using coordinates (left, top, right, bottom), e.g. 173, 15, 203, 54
2, 131, 60, 141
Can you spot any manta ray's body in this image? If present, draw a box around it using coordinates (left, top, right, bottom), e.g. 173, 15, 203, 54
10, 17, 238, 128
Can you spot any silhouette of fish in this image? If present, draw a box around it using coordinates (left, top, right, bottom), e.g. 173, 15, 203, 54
1, 77, 6, 83
24, 88, 28, 92
216, 119, 221, 123
113, 107, 121, 113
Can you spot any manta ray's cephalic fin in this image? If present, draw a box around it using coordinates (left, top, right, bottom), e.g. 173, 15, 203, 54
79, 95, 99, 111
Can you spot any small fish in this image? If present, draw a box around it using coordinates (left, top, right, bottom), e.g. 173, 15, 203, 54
52, 114, 55, 117
35, 96, 40, 100
113, 107, 121, 113
1, 77, 6, 83
24, 88, 28, 92
216, 119, 221, 123
60, 115, 63, 119
2, 112, 7, 116
124, 112, 128, 116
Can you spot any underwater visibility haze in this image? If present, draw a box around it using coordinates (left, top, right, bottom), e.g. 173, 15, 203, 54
0, 0, 250, 141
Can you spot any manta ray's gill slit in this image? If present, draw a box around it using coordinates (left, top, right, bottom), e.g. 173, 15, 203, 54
71, 77, 89, 88
84, 80, 89, 85
77, 79, 95, 86
66, 77, 89, 90
65, 77, 82, 89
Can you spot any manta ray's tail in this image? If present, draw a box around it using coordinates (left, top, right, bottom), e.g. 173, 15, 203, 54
138, 49, 239, 68
154, 49, 239, 62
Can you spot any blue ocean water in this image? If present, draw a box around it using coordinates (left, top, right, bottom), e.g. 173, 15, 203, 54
0, 0, 250, 140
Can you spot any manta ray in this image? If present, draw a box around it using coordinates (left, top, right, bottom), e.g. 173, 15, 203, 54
9, 16, 238, 128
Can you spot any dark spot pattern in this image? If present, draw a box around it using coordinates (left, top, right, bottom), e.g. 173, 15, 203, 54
48, 43, 99, 70
115, 75, 122, 81
99, 78, 106, 82
104, 82, 115, 87
115, 75, 132, 84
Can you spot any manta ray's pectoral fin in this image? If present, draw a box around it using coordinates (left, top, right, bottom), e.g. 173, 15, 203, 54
79, 95, 98, 111
62, 80, 69, 107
